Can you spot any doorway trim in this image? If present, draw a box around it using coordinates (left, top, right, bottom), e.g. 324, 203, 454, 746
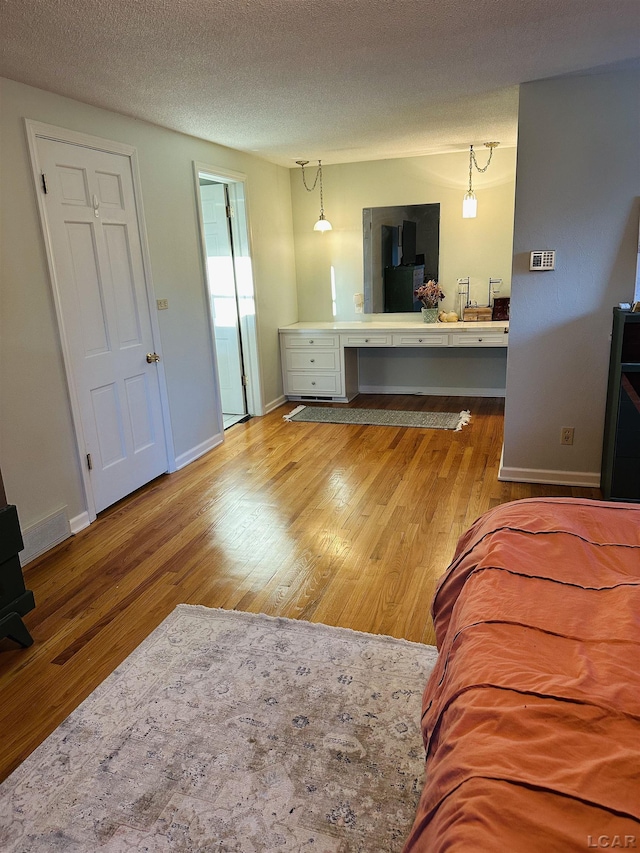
193, 162, 264, 418
25, 119, 176, 524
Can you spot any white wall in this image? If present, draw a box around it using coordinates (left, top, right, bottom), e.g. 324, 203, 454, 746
0, 77, 297, 539
290, 149, 517, 321
502, 69, 640, 486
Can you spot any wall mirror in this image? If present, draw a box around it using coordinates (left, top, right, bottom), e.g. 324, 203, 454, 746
363, 204, 440, 313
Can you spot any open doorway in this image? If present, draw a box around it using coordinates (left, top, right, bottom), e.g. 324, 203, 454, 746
194, 164, 262, 428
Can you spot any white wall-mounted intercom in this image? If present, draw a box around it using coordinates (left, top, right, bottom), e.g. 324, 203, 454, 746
530, 250, 556, 271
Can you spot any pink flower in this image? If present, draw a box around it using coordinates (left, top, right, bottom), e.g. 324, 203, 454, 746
414, 280, 445, 308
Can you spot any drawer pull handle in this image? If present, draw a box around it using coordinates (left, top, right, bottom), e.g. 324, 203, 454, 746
418, 338, 423, 343
311, 381, 316, 386
310, 358, 315, 363
309, 339, 314, 344
478, 338, 483, 342
365, 338, 369, 343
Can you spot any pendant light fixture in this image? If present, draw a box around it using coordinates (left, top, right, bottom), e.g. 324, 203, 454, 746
296, 159, 332, 232
463, 142, 499, 219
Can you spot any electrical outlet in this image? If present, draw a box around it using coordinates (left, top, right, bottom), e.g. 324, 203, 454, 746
561, 427, 574, 446
156, 299, 169, 310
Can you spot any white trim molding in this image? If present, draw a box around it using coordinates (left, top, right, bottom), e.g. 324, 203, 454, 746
264, 395, 287, 414
498, 464, 601, 488
19, 509, 91, 566
175, 433, 224, 470
70, 512, 91, 534
193, 160, 264, 418
359, 384, 506, 398
19, 508, 71, 566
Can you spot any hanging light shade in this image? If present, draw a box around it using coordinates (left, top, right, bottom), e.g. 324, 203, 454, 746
462, 189, 477, 219
462, 142, 499, 219
296, 159, 332, 232
314, 215, 332, 232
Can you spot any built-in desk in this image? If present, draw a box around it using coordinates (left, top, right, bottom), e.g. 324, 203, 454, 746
279, 320, 509, 402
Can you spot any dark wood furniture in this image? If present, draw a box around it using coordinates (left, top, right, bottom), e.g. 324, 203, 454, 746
0, 472, 35, 647
601, 307, 640, 501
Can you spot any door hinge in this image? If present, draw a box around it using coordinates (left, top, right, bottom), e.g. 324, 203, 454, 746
226, 204, 234, 219
41, 173, 48, 194
242, 375, 248, 387
86, 453, 93, 471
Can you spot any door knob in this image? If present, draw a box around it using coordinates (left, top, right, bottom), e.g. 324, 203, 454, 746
146, 352, 160, 363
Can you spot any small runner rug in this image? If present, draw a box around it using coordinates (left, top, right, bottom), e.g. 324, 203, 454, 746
284, 405, 471, 430
0, 605, 439, 853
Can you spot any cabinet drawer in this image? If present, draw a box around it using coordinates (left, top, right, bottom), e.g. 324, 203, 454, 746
285, 349, 340, 371
284, 372, 343, 395
283, 334, 339, 349
340, 333, 392, 347
450, 332, 508, 347
392, 332, 449, 347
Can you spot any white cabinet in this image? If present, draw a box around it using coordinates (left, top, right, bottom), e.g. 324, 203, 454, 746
450, 331, 508, 347
280, 332, 351, 401
392, 332, 449, 347
284, 372, 344, 396
284, 349, 340, 371
279, 320, 509, 402
284, 334, 339, 349
340, 333, 392, 347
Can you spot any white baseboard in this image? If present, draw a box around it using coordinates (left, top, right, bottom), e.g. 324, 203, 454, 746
20, 508, 71, 566
264, 394, 287, 414
70, 511, 91, 534
358, 384, 506, 398
498, 464, 601, 488
175, 433, 224, 470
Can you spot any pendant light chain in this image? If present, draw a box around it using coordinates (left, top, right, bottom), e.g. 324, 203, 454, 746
318, 162, 326, 218
470, 145, 495, 174
468, 143, 494, 193
300, 160, 322, 193
463, 142, 498, 218
296, 158, 332, 231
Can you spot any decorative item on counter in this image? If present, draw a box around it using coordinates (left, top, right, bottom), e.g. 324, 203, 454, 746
420, 307, 439, 323
463, 305, 493, 322
492, 297, 510, 321
457, 277, 470, 319
414, 280, 445, 323
438, 310, 459, 323
488, 277, 502, 308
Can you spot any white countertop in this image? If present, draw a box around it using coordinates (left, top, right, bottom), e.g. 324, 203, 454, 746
280, 319, 509, 332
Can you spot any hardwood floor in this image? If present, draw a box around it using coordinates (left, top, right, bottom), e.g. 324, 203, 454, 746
0, 395, 601, 782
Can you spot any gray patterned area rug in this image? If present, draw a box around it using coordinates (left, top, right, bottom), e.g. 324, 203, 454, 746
0, 605, 439, 852
284, 406, 471, 430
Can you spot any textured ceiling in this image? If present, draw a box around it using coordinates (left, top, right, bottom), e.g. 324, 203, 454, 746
1, 0, 639, 166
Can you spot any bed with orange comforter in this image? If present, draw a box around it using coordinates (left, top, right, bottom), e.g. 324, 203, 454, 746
403, 497, 640, 852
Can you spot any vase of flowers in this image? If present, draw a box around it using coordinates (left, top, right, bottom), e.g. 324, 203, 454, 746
414, 280, 445, 323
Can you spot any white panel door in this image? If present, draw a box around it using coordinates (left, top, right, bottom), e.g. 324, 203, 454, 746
200, 182, 246, 416
37, 138, 168, 512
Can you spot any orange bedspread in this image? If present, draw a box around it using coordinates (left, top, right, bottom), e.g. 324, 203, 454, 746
403, 498, 640, 852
